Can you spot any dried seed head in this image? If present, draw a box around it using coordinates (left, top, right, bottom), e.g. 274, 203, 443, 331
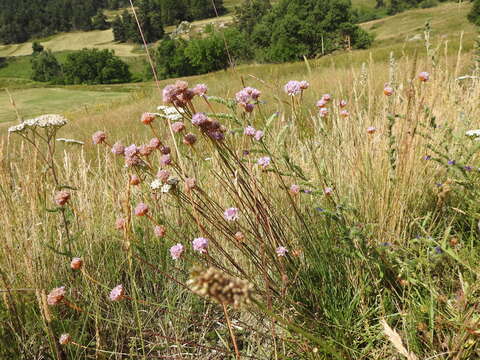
188, 267, 253, 309
47, 286, 66, 306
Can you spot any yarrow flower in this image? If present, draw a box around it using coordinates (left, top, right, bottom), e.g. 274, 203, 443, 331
8, 114, 67, 134
170, 243, 184, 260
276, 246, 288, 257
55, 190, 71, 206
224, 207, 239, 221
418, 72, 429, 82
257, 156, 271, 169
150, 179, 162, 190
192, 237, 209, 253
134, 203, 149, 216
70, 257, 83, 270
109, 284, 125, 301
47, 286, 66, 305
92, 131, 107, 145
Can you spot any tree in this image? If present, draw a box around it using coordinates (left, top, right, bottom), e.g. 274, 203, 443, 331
31, 50, 63, 83
468, 0, 480, 26
112, 15, 126, 42
235, 0, 271, 37
92, 10, 110, 30
32, 41, 44, 55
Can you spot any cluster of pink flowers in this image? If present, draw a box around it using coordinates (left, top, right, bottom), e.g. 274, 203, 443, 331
134, 203, 149, 216
284, 80, 309, 96
109, 284, 125, 301
418, 71, 429, 82
244, 125, 264, 141
289, 184, 301, 195
257, 156, 271, 169
235, 87, 261, 113
192, 237, 209, 253
276, 246, 288, 257
47, 286, 66, 305
315, 94, 334, 117
92, 131, 107, 145
383, 84, 394, 96
224, 207, 239, 221
170, 243, 184, 260
191, 112, 227, 141
55, 190, 71, 206
163, 80, 207, 107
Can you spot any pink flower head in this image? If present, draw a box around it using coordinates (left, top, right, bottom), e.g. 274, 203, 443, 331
55, 190, 70, 206
284, 80, 302, 96
160, 154, 172, 166
139, 145, 154, 156
170, 243, 184, 260
383, 85, 394, 96
111, 141, 125, 155
171, 122, 185, 133
192, 237, 209, 253
299, 80, 310, 90
115, 217, 126, 230
134, 203, 149, 216
92, 131, 106, 145
192, 112, 209, 126
183, 133, 197, 146
162, 84, 176, 104
130, 174, 141, 186
70, 257, 83, 270
290, 184, 300, 195
319, 108, 329, 118
154, 225, 166, 238
235, 89, 250, 105
367, 126, 377, 134
316, 99, 327, 108
244, 103, 255, 113
324, 187, 333, 195
149, 138, 161, 149
224, 207, 239, 221
340, 109, 349, 118
339, 99, 348, 108
160, 146, 171, 155
193, 83, 208, 96
254, 130, 264, 141
59, 334, 71, 345
175, 80, 188, 92
276, 246, 288, 257
156, 169, 170, 183
184, 177, 196, 191
47, 286, 66, 305
245, 86, 261, 100
109, 284, 125, 301
124, 144, 139, 158
419, 71, 429, 82
257, 156, 271, 169
141, 112, 156, 125
244, 125, 256, 137
322, 94, 332, 102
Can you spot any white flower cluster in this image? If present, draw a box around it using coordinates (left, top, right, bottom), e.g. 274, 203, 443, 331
150, 179, 162, 190
8, 114, 68, 134
466, 129, 480, 141
57, 138, 84, 145
157, 105, 184, 121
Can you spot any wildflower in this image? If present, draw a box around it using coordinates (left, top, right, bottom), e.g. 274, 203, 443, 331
316, 99, 327, 108
340, 110, 349, 118
245, 86, 261, 100
92, 131, 106, 145
124, 144, 139, 158
47, 286, 66, 306
156, 169, 170, 183
383, 85, 394, 96
115, 217, 126, 230
70, 257, 83, 270
150, 179, 162, 190
149, 138, 161, 149
171, 122, 185, 133
160, 154, 172, 166
418, 72, 429, 82
193, 83, 208, 96
245, 103, 255, 113
162, 84, 176, 103
322, 94, 332, 102
466, 129, 480, 137
257, 156, 271, 169
434, 246, 443, 254
192, 112, 209, 126
236, 87, 260, 111
339, 100, 347, 108
276, 246, 288, 257
465, 166, 473, 171
134, 203, 149, 216
111, 141, 125, 155
161, 184, 172, 193
319, 108, 329, 118
423, 155, 431, 160
170, 243, 184, 260
160, 146, 171, 155
367, 126, 377, 134
55, 191, 70, 206
183, 133, 197, 146
244, 125, 256, 137
187, 267, 253, 308
59, 334, 71, 345
447, 160, 456, 165
224, 207, 239, 221
184, 177, 196, 191
192, 237, 209, 253
141, 112, 156, 125
138, 145, 152, 157
235, 231, 245, 242
125, 155, 141, 167
109, 284, 125, 301
254, 130, 264, 141
284, 80, 302, 96
324, 187, 333, 195
290, 184, 301, 195
8, 114, 67, 133
299, 80, 310, 90
154, 225, 166, 238
130, 174, 141, 186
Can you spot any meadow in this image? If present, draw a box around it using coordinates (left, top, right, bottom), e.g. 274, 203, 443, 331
1, 1, 480, 359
